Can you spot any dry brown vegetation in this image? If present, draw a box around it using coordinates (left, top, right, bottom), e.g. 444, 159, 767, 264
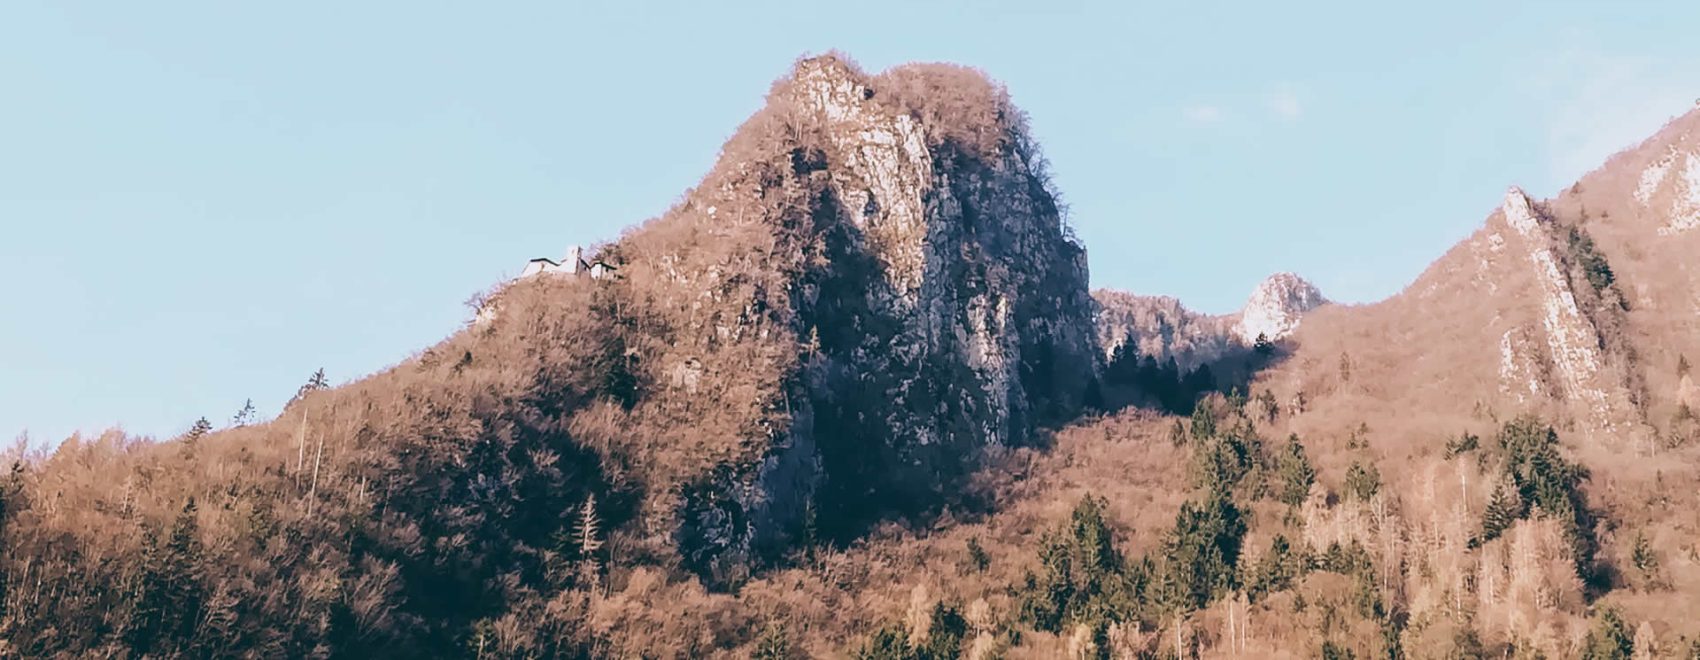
5, 55, 1700, 659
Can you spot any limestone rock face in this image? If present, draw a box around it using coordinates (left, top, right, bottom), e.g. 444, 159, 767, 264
1234, 272, 1327, 344
621, 55, 1099, 582
1491, 188, 1645, 439
786, 56, 1098, 449
1636, 141, 1700, 236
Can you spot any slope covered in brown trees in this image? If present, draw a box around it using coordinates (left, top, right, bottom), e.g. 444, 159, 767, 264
5, 54, 1700, 659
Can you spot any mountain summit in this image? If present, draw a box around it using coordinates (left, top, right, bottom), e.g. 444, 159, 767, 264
1233, 271, 1327, 343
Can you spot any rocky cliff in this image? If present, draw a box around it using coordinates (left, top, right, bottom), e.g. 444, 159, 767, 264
583, 54, 1098, 581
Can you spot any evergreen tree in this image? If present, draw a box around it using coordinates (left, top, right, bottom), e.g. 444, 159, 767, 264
232, 398, 257, 427
1277, 435, 1316, 507
1478, 481, 1521, 546
1226, 387, 1247, 414
1017, 496, 1137, 634
126, 499, 205, 655
1344, 461, 1381, 502
1158, 491, 1246, 613
184, 417, 213, 443
1567, 226, 1616, 294
288, 368, 330, 408
304, 369, 326, 394
1189, 402, 1217, 443
1680, 355, 1692, 378
1249, 534, 1304, 601
1631, 531, 1660, 580
125, 526, 167, 653
915, 602, 967, 660
853, 623, 912, 660
1581, 608, 1635, 660
1495, 417, 1596, 578
161, 498, 207, 643
1190, 433, 1251, 494
1253, 333, 1275, 356
1445, 432, 1480, 459
1449, 625, 1485, 659
965, 536, 990, 573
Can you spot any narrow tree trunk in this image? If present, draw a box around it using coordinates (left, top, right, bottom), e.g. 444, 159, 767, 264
306, 431, 325, 518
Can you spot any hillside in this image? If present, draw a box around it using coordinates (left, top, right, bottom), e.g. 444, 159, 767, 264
5, 54, 1700, 659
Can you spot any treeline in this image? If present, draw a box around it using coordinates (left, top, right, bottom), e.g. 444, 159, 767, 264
1100, 346, 1219, 414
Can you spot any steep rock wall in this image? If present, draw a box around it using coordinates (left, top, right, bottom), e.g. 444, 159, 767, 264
609, 55, 1099, 582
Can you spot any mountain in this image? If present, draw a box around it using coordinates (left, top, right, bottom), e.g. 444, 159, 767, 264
1094, 272, 1327, 370
5, 55, 1700, 659
0, 53, 1099, 657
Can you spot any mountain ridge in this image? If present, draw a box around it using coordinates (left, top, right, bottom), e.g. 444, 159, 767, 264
5, 55, 1700, 658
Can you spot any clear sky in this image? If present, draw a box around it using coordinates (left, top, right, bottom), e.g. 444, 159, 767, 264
5, 1, 1700, 446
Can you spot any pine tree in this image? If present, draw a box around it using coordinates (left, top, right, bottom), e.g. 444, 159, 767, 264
915, 601, 967, 660
185, 417, 213, 443
126, 526, 167, 653
1631, 531, 1660, 582
162, 498, 206, 643
853, 623, 912, 660
1253, 333, 1275, 356
1581, 608, 1635, 659
231, 399, 256, 428
288, 368, 329, 408
303, 368, 328, 395
1189, 402, 1216, 443
1277, 435, 1316, 507
965, 536, 990, 573
1345, 461, 1381, 502
1478, 481, 1520, 546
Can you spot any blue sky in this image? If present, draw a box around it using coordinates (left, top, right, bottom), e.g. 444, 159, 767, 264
4, 1, 1700, 445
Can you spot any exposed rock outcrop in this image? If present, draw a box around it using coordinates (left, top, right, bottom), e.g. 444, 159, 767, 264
596, 54, 1099, 581
1494, 187, 1645, 438
1234, 272, 1327, 344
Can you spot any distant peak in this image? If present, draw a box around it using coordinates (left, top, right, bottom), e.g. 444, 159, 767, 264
1235, 272, 1326, 343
